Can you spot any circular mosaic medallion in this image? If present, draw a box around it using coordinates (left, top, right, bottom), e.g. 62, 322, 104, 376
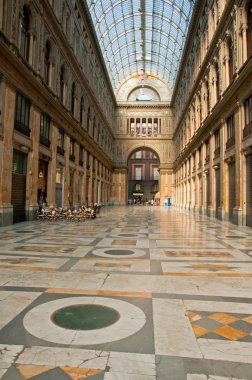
104, 249, 134, 256
225, 235, 245, 239
23, 297, 146, 345
52, 304, 119, 330
109, 232, 147, 238
92, 247, 146, 258
15, 231, 34, 233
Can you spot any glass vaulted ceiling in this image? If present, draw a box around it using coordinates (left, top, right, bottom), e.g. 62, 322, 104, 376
85, 0, 195, 92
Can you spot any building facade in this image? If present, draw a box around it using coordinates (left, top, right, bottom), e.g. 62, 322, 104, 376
172, 0, 252, 227
0, 0, 252, 227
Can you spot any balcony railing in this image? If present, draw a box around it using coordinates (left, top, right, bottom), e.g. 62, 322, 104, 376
226, 135, 235, 150
243, 121, 252, 139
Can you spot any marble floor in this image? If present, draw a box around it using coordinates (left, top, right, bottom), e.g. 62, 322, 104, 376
0, 206, 252, 380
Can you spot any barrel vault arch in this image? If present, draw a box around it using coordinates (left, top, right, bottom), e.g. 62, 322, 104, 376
112, 140, 173, 206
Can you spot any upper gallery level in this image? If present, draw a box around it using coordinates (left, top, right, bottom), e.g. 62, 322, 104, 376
172, 0, 252, 159
0, 0, 116, 160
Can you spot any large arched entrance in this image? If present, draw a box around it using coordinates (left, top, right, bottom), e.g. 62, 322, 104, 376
127, 148, 160, 205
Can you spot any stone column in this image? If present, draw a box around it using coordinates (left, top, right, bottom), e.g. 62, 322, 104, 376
27, 105, 40, 220
64, 135, 70, 208
89, 155, 93, 203
219, 120, 228, 220
47, 122, 57, 208
0, 81, 15, 226
159, 167, 172, 206
202, 142, 207, 215
82, 149, 87, 204
73, 143, 79, 208
93, 158, 98, 204
208, 133, 215, 218
233, 103, 244, 224
113, 167, 127, 205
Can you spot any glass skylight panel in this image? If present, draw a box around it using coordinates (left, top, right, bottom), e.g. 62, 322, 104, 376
85, 0, 195, 91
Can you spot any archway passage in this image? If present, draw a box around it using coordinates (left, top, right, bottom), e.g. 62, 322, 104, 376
128, 149, 160, 205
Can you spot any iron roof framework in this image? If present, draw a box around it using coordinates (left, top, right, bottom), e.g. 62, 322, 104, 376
85, 0, 195, 91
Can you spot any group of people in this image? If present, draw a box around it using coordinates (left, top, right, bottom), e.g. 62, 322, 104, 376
128, 198, 157, 206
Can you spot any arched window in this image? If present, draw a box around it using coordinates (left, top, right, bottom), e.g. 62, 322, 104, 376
20, 5, 30, 61
59, 65, 64, 103
71, 82, 76, 115
44, 40, 50, 85
247, 0, 252, 58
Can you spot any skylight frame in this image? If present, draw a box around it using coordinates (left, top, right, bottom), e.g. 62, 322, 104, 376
85, 0, 195, 91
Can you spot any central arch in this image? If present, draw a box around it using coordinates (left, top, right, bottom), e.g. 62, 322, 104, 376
127, 147, 160, 205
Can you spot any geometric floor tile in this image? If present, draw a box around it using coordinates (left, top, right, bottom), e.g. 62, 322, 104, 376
187, 311, 252, 341
16, 365, 104, 380
16, 365, 54, 379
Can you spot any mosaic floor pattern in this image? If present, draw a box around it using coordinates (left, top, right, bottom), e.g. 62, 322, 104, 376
0, 206, 252, 379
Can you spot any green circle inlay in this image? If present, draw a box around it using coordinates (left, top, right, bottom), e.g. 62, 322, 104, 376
105, 249, 134, 255
52, 304, 119, 330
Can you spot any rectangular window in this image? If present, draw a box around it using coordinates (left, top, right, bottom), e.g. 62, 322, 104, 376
135, 184, 141, 191
12, 149, 27, 175
136, 119, 140, 135
135, 167, 142, 180
40, 114, 50, 147
135, 151, 142, 159
154, 118, 158, 135
226, 114, 235, 149
148, 118, 152, 136
57, 128, 65, 155
153, 167, 159, 180
56, 167, 63, 184
69, 139, 75, 161
243, 96, 252, 138
227, 115, 235, 139
142, 119, 146, 135
15, 93, 30, 136
214, 129, 220, 157
130, 119, 135, 136
86, 152, 90, 170
245, 96, 252, 126
79, 145, 84, 166
215, 129, 220, 149
205, 140, 210, 163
